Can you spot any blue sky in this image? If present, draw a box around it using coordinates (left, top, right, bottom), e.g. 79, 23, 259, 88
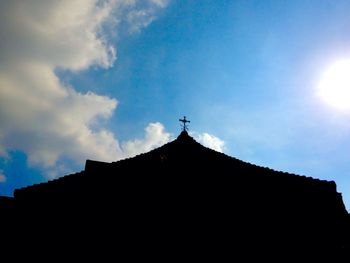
1, 0, 350, 210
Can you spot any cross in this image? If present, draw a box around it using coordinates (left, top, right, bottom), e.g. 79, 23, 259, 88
179, 116, 190, 132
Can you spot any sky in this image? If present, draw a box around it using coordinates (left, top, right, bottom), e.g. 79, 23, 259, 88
1, 0, 350, 210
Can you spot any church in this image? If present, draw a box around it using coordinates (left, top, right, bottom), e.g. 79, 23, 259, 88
1, 117, 349, 253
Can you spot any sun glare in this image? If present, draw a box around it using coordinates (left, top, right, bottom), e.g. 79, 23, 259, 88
318, 59, 350, 110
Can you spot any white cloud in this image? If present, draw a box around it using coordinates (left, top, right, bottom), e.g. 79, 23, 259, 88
191, 132, 225, 152
149, 0, 169, 8
0, 0, 169, 178
0, 170, 6, 183
122, 122, 172, 157
0, 0, 116, 71
121, 0, 169, 33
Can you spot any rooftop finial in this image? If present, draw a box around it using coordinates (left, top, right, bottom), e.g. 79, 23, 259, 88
179, 116, 190, 132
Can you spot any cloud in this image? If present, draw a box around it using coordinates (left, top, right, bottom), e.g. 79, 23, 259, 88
122, 122, 172, 157
0, 0, 168, 178
149, 0, 169, 8
0, 171, 6, 183
0, 0, 116, 70
117, 0, 169, 33
191, 132, 225, 152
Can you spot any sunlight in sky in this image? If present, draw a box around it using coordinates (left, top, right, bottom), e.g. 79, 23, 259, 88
318, 59, 350, 111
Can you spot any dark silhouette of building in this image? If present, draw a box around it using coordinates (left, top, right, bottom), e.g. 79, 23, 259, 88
1, 131, 350, 255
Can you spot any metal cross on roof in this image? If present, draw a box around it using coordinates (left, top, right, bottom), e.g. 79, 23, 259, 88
179, 116, 190, 132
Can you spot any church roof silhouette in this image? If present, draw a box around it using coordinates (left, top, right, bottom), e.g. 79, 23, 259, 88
2, 130, 350, 252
